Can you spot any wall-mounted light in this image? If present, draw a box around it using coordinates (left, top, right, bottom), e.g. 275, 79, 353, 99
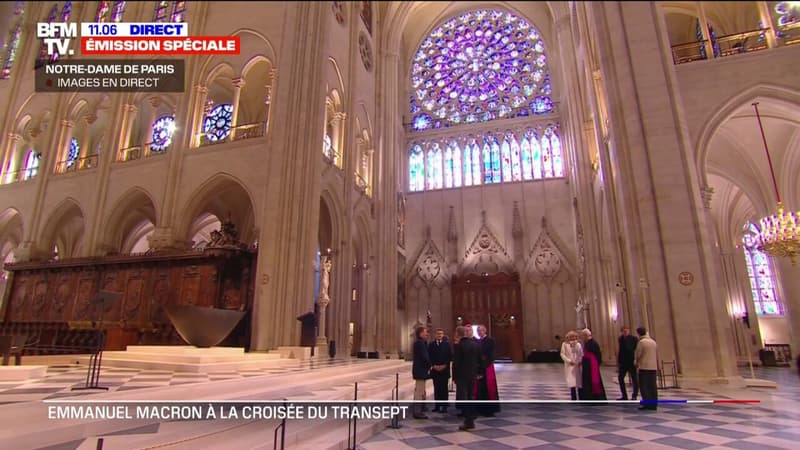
609, 305, 618, 322
510, 315, 516, 321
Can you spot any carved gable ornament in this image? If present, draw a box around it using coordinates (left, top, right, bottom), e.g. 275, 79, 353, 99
410, 234, 448, 287
526, 218, 572, 284
461, 212, 514, 275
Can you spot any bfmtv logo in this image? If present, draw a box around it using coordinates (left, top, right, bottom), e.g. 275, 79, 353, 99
37, 22, 77, 57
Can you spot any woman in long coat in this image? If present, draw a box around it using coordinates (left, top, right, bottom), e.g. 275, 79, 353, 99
560, 330, 583, 400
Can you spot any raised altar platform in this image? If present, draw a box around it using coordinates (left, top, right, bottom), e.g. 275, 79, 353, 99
0, 365, 47, 381
80, 345, 290, 373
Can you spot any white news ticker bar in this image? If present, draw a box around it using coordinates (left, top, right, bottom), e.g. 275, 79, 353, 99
80, 22, 189, 38
42, 399, 715, 404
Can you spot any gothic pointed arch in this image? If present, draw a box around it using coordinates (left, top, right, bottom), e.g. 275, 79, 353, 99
460, 211, 514, 276
409, 229, 448, 288
101, 187, 158, 254
525, 217, 575, 284
177, 173, 257, 246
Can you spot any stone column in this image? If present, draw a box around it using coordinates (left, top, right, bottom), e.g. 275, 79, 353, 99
1, 133, 21, 183
56, 120, 75, 173
696, 2, 715, 59
373, 46, 401, 357
230, 77, 245, 140
756, 1, 778, 48
78, 113, 97, 167
250, 2, 328, 351
142, 97, 163, 156
189, 85, 209, 148
586, 2, 738, 381
118, 104, 138, 160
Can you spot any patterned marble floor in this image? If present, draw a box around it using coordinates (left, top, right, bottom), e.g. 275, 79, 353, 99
362, 364, 800, 450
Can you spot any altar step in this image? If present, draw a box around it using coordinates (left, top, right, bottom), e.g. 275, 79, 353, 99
0, 359, 412, 450
79, 345, 291, 373
75, 362, 420, 450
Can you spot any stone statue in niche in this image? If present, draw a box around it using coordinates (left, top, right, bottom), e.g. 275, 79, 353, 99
319, 256, 332, 302
575, 297, 590, 329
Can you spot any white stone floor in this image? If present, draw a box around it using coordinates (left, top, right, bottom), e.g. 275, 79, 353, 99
0, 360, 797, 449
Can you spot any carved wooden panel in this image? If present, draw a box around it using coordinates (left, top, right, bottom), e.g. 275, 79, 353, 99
451, 272, 524, 362
2, 252, 255, 350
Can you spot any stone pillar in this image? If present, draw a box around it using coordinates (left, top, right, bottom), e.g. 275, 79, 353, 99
230, 77, 245, 139
250, 2, 328, 351
757, 1, 778, 48
696, 2, 715, 59
586, 2, 739, 380
330, 112, 346, 167
373, 46, 401, 357
78, 113, 97, 166
189, 85, 209, 148
56, 120, 75, 173
118, 104, 138, 159
143, 97, 162, 155
1, 133, 21, 183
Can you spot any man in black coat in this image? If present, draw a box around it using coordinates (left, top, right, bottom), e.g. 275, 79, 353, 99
428, 328, 453, 413
617, 326, 639, 400
453, 325, 481, 430
412, 326, 431, 419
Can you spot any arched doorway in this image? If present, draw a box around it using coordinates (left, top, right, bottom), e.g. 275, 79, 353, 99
451, 272, 524, 362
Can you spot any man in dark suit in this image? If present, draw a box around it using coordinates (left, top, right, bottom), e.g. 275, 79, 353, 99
412, 326, 431, 419
428, 328, 453, 413
617, 326, 639, 400
453, 325, 481, 431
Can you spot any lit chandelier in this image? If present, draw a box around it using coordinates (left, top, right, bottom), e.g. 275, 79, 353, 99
752, 102, 799, 265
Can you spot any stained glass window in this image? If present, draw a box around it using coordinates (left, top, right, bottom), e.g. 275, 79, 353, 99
542, 129, 554, 178
23, 150, 38, 180
95, 1, 109, 21
97, 1, 125, 22
550, 127, 563, 177
426, 143, 443, 190
111, 1, 126, 21
501, 139, 512, 182
409, 144, 425, 191
530, 131, 542, 179
66, 138, 79, 169
451, 141, 462, 187
443, 144, 454, 188
774, 1, 800, 40
1, 2, 23, 79
409, 9, 553, 132
171, 0, 186, 22
462, 140, 473, 186
151, 115, 175, 152
36, 5, 58, 69
482, 141, 492, 184
406, 127, 563, 191
203, 103, 232, 142
154, 1, 169, 21
742, 223, 782, 315
509, 134, 522, 181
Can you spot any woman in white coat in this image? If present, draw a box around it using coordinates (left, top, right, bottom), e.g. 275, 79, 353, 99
560, 330, 583, 400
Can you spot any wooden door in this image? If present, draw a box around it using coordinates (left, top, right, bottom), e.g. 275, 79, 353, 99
451, 272, 524, 362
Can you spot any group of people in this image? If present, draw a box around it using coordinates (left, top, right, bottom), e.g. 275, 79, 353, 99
560, 326, 659, 410
412, 324, 499, 431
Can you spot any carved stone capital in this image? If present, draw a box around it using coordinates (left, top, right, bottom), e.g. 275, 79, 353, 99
700, 185, 714, 210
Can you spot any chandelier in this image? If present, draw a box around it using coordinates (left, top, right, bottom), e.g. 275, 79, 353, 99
752, 102, 799, 265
